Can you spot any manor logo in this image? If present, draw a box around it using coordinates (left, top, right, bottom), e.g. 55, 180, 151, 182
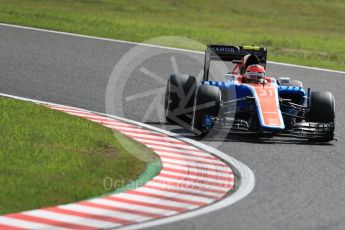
210, 46, 237, 53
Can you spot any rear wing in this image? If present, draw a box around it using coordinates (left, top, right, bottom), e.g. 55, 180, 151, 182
203, 45, 267, 80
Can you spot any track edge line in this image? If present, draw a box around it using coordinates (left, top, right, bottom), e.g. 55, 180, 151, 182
0, 92, 255, 230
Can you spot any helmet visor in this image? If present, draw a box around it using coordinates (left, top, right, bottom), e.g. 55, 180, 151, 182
245, 71, 265, 80
245, 72, 265, 82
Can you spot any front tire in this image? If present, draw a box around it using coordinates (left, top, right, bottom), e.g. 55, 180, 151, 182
192, 85, 221, 136
308, 91, 335, 142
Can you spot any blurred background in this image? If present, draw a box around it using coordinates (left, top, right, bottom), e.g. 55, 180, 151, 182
0, 0, 344, 71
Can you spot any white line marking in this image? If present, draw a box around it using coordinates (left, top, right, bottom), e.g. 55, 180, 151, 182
159, 169, 233, 183
145, 181, 224, 198
159, 157, 229, 170
109, 126, 155, 133
123, 132, 191, 145
153, 176, 230, 191
23, 210, 119, 228
0, 23, 344, 74
157, 150, 216, 159
159, 158, 231, 172
135, 187, 214, 203
156, 151, 226, 164
0, 216, 66, 230
162, 162, 233, 177
0, 92, 255, 230
145, 144, 217, 156
89, 198, 176, 216
161, 166, 234, 179
133, 138, 198, 150
58, 204, 151, 222
113, 193, 197, 210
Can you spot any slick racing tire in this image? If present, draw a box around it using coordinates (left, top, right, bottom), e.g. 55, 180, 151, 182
309, 91, 335, 123
308, 91, 335, 142
192, 85, 221, 136
165, 74, 197, 124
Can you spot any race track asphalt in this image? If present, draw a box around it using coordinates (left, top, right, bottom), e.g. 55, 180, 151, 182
1, 24, 345, 230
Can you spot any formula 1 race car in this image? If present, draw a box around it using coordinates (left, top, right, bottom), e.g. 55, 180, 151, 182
164, 45, 335, 142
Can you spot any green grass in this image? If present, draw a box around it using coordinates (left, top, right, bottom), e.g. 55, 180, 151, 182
0, 97, 160, 214
0, 0, 344, 71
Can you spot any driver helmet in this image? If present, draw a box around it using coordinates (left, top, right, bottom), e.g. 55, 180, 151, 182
244, 64, 266, 83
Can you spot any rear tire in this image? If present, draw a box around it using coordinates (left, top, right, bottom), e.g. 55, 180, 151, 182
165, 74, 196, 124
308, 91, 335, 142
192, 85, 221, 136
